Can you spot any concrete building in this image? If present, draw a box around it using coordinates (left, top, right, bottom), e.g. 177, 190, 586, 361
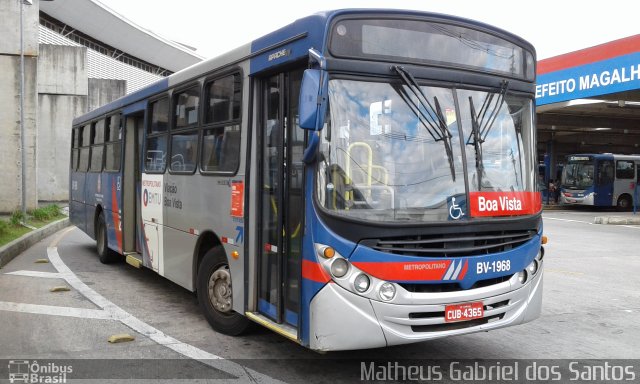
0, 0, 203, 213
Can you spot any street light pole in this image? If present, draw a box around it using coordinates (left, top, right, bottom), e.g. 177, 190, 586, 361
20, 0, 28, 221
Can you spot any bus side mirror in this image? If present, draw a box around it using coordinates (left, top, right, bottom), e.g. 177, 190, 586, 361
299, 69, 328, 130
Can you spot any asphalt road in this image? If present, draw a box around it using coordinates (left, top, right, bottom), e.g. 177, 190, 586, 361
0, 210, 639, 383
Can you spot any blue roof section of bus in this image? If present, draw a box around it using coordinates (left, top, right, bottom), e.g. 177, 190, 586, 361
249, 12, 328, 75
248, 8, 535, 75
74, 8, 536, 126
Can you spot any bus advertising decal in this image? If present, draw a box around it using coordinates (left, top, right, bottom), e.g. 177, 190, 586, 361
469, 191, 541, 217
230, 181, 244, 217
141, 174, 164, 273
352, 260, 453, 282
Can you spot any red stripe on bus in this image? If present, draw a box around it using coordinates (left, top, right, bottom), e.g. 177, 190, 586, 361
469, 191, 541, 217
112, 182, 122, 251
538, 34, 640, 75
352, 261, 452, 281
302, 259, 331, 284
458, 260, 469, 280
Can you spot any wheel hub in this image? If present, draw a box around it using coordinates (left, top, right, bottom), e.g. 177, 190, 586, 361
208, 266, 233, 313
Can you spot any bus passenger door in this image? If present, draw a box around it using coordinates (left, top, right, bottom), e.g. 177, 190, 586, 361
122, 112, 145, 256
595, 159, 614, 206
257, 69, 304, 331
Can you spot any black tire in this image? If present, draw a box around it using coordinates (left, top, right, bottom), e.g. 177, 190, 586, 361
197, 247, 250, 336
617, 195, 632, 211
96, 211, 120, 264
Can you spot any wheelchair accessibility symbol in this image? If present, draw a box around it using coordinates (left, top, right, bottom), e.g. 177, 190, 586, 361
449, 196, 465, 220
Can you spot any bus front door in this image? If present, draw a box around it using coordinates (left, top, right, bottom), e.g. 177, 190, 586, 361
595, 159, 614, 206
257, 69, 304, 331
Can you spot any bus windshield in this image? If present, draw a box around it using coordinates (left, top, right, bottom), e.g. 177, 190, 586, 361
317, 78, 535, 222
562, 160, 595, 189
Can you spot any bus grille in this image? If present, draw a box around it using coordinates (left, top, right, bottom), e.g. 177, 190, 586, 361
399, 274, 513, 293
409, 300, 510, 332
362, 230, 536, 257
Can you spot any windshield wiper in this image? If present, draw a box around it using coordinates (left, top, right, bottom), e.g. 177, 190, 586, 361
392, 66, 456, 181
467, 80, 509, 189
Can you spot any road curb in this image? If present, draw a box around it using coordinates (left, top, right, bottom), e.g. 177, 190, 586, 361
0, 217, 70, 268
594, 216, 640, 225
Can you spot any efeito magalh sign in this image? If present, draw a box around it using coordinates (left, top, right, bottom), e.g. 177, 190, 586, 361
536, 35, 640, 106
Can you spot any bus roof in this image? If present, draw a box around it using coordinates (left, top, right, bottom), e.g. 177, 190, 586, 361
566, 153, 640, 160
73, 8, 535, 127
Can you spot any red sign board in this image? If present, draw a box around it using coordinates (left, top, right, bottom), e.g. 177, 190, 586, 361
469, 191, 541, 217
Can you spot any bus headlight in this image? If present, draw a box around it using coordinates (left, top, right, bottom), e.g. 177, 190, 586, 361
331, 258, 349, 278
527, 260, 538, 275
378, 282, 396, 301
354, 274, 370, 293
517, 271, 527, 284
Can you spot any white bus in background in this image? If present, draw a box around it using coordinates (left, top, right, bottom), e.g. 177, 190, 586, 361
561, 153, 640, 210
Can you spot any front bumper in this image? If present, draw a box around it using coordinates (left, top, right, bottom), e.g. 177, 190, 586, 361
561, 192, 594, 205
309, 267, 543, 351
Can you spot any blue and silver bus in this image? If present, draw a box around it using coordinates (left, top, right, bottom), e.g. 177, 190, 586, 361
560, 154, 640, 210
70, 9, 544, 351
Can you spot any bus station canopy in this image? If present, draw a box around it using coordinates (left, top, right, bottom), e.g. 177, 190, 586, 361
40, 0, 204, 73
535, 35, 640, 158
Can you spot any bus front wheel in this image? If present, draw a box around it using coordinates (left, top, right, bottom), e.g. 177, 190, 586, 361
197, 247, 250, 336
96, 212, 120, 264
617, 195, 632, 211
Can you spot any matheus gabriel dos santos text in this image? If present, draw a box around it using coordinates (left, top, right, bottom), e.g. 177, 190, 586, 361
361, 361, 637, 382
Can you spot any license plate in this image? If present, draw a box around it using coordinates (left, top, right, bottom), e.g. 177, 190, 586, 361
444, 302, 484, 323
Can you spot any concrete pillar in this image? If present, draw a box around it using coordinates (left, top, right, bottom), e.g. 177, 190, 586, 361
37, 95, 87, 202
0, 0, 40, 213
37, 45, 88, 202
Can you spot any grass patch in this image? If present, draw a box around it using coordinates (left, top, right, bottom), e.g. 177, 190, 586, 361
0, 204, 65, 247
29, 204, 62, 221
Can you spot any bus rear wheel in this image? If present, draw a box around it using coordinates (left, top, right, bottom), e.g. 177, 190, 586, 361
96, 212, 120, 264
617, 195, 632, 211
197, 247, 250, 336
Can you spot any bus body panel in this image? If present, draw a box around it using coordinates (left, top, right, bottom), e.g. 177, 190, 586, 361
69, 172, 86, 234
102, 172, 124, 254
162, 225, 197, 289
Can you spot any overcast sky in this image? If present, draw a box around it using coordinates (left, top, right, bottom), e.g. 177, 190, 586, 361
96, 0, 638, 60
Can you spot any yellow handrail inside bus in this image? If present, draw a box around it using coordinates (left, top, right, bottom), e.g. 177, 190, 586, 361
265, 184, 301, 238
345, 142, 373, 204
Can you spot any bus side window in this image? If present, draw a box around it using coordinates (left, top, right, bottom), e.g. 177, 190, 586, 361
170, 132, 198, 173
201, 126, 240, 173
616, 160, 635, 179
71, 128, 80, 170
78, 124, 91, 172
201, 73, 242, 174
146, 97, 169, 173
